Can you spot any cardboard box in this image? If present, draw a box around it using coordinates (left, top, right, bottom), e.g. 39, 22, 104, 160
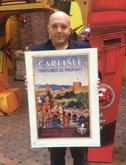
0, 88, 20, 115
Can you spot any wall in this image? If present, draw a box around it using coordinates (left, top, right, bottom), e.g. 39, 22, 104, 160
17, 9, 53, 50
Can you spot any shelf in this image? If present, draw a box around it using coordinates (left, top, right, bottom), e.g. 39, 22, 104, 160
0, 1, 50, 11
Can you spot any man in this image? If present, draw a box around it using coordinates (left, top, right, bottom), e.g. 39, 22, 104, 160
31, 11, 90, 51
31, 11, 91, 165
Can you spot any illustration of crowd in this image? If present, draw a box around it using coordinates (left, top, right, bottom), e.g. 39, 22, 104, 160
36, 94, 89, 136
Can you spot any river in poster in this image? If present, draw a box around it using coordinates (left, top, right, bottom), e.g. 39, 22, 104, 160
33, 55, 90, 139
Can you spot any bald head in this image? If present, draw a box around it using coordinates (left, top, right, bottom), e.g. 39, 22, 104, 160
47, 11, 72, 50
49, 11, 71, 27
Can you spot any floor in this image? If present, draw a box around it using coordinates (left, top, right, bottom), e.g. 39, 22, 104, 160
0, 76, 126, 165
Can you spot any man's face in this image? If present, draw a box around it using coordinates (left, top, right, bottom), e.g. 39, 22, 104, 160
47, 15, 72, 47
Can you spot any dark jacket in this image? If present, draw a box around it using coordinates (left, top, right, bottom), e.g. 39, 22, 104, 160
31, 39, 91, 51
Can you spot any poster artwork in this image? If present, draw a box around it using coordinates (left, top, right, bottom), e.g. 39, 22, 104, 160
34, 55, 90, 139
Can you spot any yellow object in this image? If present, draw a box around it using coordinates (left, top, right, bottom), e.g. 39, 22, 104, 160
0, 51, 5, 73
76, 0, 91, 29
70, 2, 83, 34
0, 88, 20, 115
0, 51, 8, 89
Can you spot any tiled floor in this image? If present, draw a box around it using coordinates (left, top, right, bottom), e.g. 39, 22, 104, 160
0, 76, 126, 165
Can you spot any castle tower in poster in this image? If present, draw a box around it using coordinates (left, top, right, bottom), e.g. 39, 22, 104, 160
72, 81, 83, 93
73, 81, 82, 90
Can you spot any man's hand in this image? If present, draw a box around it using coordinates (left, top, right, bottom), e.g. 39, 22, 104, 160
98, 78, 101, 87
24, 76, 28, 90
99, 112, 105, 130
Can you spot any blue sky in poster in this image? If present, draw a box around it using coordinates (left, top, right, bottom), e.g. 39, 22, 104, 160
33, 55, 88, 86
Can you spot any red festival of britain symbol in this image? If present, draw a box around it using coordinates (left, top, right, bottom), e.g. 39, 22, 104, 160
98, 84, 115, 109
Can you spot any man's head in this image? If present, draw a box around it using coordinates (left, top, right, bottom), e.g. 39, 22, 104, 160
47, 11, 72, 49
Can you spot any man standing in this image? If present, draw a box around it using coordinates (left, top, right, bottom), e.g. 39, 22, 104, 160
31, 11, 90, 165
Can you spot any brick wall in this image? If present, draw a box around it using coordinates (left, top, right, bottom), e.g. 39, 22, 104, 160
10, 9, 53, 80
17, 9, 53, 50
8, 16, 20, 51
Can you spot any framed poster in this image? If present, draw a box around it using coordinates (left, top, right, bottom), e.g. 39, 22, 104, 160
25, 48, 100, 148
